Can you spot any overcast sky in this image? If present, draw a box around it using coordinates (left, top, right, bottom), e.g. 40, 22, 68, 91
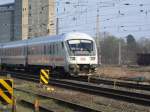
0, 0, 13, 4
0, 0, 150, 38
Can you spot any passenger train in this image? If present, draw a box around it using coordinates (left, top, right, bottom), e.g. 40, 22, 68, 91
0, 32, 98, 76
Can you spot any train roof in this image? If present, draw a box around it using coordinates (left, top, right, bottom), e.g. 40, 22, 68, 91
0, 32, 94, 48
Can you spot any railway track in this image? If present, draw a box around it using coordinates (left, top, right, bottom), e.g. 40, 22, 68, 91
69, 76, 150, 91
2, 70, 150, 91
16, 88, 101, 112
1, 71, 150, 107
0, 71, 101, 112
20, 99, 54, 112
49, 79, 150, 106
9, 70, 150, 91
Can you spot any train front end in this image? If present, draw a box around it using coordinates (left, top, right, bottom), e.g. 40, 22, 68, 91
65, 32, 98, 76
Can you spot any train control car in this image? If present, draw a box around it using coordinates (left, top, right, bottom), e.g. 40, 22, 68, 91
0, 32, 98, 76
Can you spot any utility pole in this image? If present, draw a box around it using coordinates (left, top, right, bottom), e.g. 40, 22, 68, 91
96, 9, 101, 65
118, 38, 122, 65
56, 18, 59, 35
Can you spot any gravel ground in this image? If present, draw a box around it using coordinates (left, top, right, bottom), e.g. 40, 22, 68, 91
14, 78, 150, 112
96, 66, 150, 82
0, 75, 149, 112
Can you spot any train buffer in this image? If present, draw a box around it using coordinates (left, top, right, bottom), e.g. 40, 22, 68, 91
0, 79, 13, 105
40, 69, 50, 85
39, 69, 54, 91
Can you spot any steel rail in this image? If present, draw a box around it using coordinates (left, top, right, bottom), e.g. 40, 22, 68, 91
69, 76, 150, 91
20, 99, 54, 112
1, 71, 150, 106
16, 88, 101, 112
2, 70, 150, 92
49, 79, 150, 106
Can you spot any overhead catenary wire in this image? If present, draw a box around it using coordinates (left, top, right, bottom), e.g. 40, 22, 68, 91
0, 0, 150, 38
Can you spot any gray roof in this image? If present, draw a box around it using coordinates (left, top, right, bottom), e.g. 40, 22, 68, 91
0, 3, 14, 7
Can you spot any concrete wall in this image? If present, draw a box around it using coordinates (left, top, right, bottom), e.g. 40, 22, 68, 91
14, 0, 29, 40
0, 0, 56, 43
28, 0, 56, 38
14, 0, 56, 40
0, 4, 14, 43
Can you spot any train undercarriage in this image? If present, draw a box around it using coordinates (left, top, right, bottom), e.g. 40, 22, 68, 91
69, 64, 97, 76
1, 63, 97, 77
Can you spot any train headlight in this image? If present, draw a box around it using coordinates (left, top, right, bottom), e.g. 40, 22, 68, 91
91, 64, 97, 69
69, 64, 79, 72
69, 64, 75, 69
70, 57, 76, 61
90, 57, 95, 60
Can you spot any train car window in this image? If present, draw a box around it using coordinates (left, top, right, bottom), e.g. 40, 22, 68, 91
11, 48, 12, 56
13, 48, 15, 56
55, 43, 57, 55
22, 46, 25, 55
16, 48, 18, 56
8, 48, 9, 56
5, 48, 7, 56
56, 43, 58, 55
44, 44, 46, 55
2, 49, 3, 56
28, 45, 33, 55
53, 43, 55, 55
9, 48, 11, 56
15, 48, 17, 56
7, 48, 9, 56
47, 44, 49, 55
33, 45, 36, 55
21, 47, 23, 55
9, 48, 10, 56
3, 49, 4, 56
18, 48, 19, 56
7, 48, 8, 56
18, 48, 20, 56
49, 44, 52, 55
58, 43, 61, 55
46, 44, 48, 55
61, 42, 64, 49
31, 46, 33, 55
16, 48, 17, 56
35, 45, 37, 55
28, 46, 30, 55
45, 44, 47, 55
35, 45, 38, 55
11, 48, 13, 56
58, 42, 62, 56
42, 44, 44, 55
15, 48, 16, 56
6, 48, 7, 56
58, 43, 60, 55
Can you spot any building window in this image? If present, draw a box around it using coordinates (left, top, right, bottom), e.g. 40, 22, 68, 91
47, 29, 50, 33
29, 13, 32, 16
7, 6, 10, 9
29, 28, 32, 32
29, 5, 31, 10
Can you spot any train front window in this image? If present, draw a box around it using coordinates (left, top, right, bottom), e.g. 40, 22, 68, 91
67, 39, 95, 56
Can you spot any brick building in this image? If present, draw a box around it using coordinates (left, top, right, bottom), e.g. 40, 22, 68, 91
0, 0, 56, 43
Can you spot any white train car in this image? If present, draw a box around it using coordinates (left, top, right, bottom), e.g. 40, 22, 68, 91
0, 32, 98, 76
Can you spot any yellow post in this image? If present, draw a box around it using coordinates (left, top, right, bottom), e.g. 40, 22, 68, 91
114, 79, 117, 89
12, 97, 17, 112
34, 99, 40, 112
40, 69, 49, 85
88, 76, 91, 83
